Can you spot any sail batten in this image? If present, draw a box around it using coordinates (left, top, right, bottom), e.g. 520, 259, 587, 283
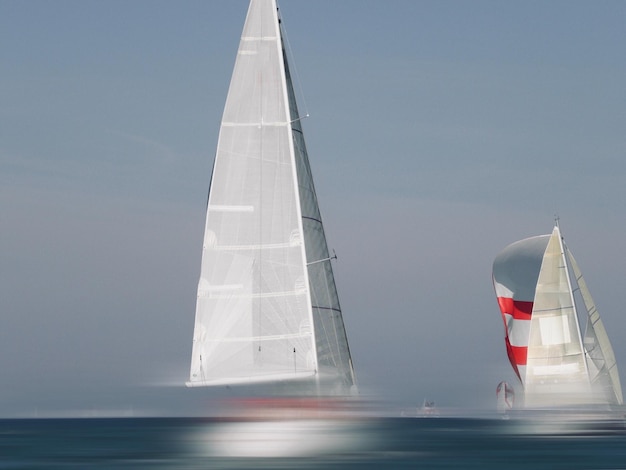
208, 242, 302, 251
207, 205, 255, 212
202, 332, 312, 343
222, 121, 290, 127
241, 35, 278, 41
200, 290, 307, 300
187, 0, 355, 395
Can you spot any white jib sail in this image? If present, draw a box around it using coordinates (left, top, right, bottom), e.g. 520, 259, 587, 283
524, 226, 592, 407
566, 246, 623, 405
187, 0, 356, 394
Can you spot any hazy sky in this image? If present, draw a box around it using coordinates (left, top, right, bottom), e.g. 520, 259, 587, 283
1, 0, 625, 417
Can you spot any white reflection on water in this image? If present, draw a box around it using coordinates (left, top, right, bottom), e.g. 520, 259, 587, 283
195, 419, 368, 457
185, 397, 377, 458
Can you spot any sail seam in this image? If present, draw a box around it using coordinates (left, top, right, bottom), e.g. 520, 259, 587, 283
210, 242, 302, 251
241, 36, 277, 41
222, 121, 289, 127
199, 290, 307, 300
204, 333, 312, 343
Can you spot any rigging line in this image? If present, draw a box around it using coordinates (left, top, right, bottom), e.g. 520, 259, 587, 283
278, 4, 310, 119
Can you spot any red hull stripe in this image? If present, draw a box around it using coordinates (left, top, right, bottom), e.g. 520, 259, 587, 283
497, 297, 533, 321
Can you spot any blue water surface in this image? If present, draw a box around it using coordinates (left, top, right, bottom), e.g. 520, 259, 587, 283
1, 417, 625, 469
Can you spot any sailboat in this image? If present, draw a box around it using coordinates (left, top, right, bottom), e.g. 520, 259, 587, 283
492, 223, 623, 409
186, 0, 356, 397
496, 381, 515, 414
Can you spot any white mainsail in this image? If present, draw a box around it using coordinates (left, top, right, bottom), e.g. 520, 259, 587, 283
493, 224, 622, 408
187, 0, 356, 396
524, 226, 590, 407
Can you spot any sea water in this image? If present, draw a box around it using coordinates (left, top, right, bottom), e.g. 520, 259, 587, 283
1, 416, 625, 469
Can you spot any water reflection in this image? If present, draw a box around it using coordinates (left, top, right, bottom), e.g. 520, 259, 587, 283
498, 409, 626, 436
186, 397, 377, 458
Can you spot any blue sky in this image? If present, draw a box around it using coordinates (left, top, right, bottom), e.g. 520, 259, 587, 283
1, 0, 625, 416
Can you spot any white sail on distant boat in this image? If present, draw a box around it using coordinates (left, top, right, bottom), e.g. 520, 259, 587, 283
186, 0, 356, 397
492, 223, 623, 409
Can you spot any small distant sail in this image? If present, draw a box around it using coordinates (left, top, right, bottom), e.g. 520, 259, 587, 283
496, 381, 515, 412
492, 224, 622, 408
